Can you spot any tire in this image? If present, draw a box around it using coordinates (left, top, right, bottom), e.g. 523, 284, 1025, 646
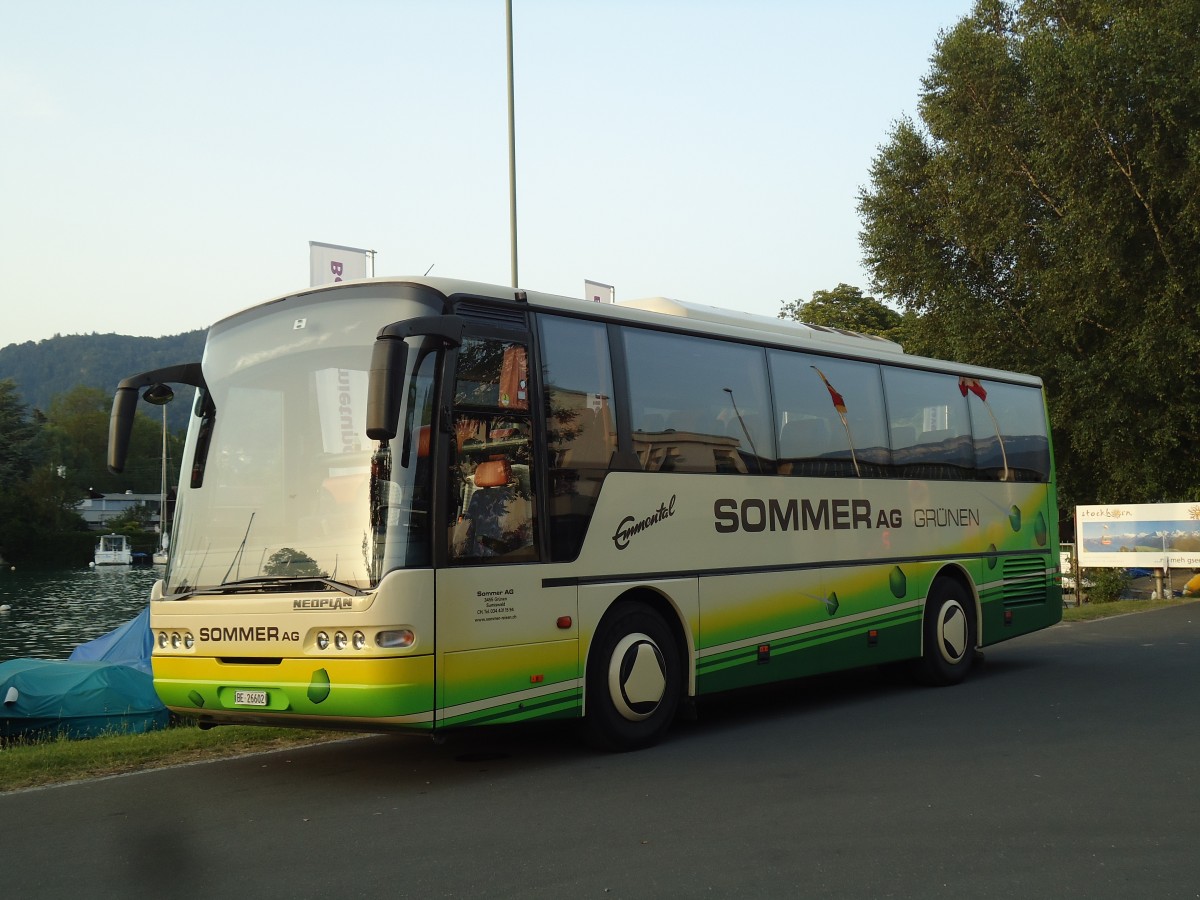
582, 602, 683, 752
915, 578, 977, 686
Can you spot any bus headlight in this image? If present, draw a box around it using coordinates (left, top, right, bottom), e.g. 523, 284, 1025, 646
316, 631, 330, 650
334, 631, 348, 651
157, 631, 193, 651
353, 631, 366, 650
376, 629, 415, 649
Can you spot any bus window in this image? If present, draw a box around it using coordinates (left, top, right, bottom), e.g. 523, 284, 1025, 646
539, 315, 618, 560
454, 339, 528, 410
964, 379, 1050, 482
769, 351, 890, 477
623, 328, 775, 474
882, 367, 974, 478
369, 347, 437, 574
448, 337, 537, 563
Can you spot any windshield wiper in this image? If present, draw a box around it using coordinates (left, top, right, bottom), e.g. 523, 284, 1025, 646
185, 576, 366, 598
222, 513, 255, 584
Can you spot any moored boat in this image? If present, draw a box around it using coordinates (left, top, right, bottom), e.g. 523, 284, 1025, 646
94, 533, 133, 566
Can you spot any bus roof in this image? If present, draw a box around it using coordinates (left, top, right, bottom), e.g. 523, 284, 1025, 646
615, 295, 904, 354
263, 275, 895, 351
242, 275, 1042, 386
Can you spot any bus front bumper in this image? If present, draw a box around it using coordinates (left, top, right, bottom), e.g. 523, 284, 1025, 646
152, 654, 435, 730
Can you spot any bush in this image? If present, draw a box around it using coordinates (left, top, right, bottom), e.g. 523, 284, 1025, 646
1086, 568, 1131, 604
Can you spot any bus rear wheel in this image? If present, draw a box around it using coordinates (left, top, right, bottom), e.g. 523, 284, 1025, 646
916, 579, 977, 686
583, 602, 682, 752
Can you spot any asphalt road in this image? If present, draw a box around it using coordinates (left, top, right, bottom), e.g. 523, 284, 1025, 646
3, 604, 1198, 899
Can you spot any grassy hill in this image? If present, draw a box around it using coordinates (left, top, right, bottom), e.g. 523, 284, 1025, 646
0, 330, 207, 433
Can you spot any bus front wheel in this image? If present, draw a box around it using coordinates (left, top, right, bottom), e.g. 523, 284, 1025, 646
583, 602, 682, 752
916, 579, 977, 686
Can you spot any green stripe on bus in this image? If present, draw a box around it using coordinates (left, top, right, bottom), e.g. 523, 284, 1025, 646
439, 689, 583, 728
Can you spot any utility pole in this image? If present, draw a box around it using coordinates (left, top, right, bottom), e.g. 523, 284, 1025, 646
506, 0, 518, 288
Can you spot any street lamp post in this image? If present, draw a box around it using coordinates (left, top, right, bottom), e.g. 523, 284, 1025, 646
506, 0, 518, 288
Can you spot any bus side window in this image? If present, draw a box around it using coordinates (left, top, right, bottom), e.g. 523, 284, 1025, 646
882, 367, 974, 478
966, 380, 1051, 482
769, 351, 890, 477
448, 337, 538, 564
539, 315, 618, 561
624, 328, 776, 474
451, 446, 535, 561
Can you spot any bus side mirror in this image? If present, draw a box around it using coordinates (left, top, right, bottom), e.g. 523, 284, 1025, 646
366, 315, 465, 442
107, 386, 140, 473
106, 362, 207, 474
366, 336, 408, 442
142, 382, 175, 405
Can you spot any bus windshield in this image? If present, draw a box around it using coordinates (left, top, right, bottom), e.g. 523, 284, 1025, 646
165, 295, 438, 596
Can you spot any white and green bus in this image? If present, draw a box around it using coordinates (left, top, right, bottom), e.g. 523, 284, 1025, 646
108, 276, 1060, 750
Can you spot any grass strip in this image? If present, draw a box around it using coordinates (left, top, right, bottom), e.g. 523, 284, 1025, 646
1060, 597, 1196, 622
0, 722, 341, 793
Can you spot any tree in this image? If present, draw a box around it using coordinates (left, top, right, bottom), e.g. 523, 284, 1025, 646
20, 465, 87, 534
0, 380, 90, 558
0, 378, 183, 561
107, 503, 154, 534
0, 380, 38, 556
0, 379, 36, 487
779, 284, 910, 343
858, 0, 1200, 511
45, 385, 164, 495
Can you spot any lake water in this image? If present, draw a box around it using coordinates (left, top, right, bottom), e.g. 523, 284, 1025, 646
0, 566, 160, 662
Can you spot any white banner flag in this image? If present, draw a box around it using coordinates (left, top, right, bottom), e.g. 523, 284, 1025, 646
310, 241, 372, 287
584, 279, 615, 303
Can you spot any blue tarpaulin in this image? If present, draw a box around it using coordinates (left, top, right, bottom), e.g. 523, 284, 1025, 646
0, 657, 168, 740
69, 605, 154, 674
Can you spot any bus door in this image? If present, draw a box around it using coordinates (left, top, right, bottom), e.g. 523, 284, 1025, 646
434, 329, 580, 728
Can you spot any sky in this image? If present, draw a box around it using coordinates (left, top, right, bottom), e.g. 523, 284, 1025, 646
1, 0, 973, 348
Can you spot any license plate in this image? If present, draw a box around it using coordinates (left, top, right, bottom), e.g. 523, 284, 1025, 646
234, 689, 268, 707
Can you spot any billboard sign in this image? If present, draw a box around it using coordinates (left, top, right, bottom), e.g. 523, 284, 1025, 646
1076, 502, 1200, 568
